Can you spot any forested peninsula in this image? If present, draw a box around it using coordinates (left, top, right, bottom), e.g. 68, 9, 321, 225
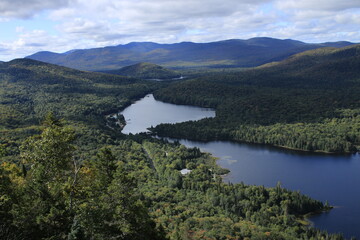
152, 45, 360, 153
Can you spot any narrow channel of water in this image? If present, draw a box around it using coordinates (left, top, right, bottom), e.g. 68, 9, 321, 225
120, 94, 360, 239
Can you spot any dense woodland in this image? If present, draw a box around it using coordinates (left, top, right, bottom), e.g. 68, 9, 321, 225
1, 116, 342, 239
102, 62, 181, 80
0, 57, 350, 239
153, 45, 360, 153
0, 59, 158, 157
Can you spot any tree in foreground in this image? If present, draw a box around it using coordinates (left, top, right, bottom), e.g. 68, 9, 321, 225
1, 113, 164, 240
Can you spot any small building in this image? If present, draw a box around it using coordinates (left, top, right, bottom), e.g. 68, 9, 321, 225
180, 168, 191, 175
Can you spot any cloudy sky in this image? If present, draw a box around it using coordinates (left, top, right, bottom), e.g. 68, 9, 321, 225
0, 0, 360, 61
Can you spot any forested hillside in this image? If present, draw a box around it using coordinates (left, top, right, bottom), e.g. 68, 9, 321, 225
26, 38, 354, 71
102, 62, 181, 79
1, 117, 342, 239
152, 45, 360, 153
0, 58, 158, 157
0, 59, 345, 239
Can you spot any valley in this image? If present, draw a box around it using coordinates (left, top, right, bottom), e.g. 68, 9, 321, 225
2, 0, 360, 238
1, 41, 360, 239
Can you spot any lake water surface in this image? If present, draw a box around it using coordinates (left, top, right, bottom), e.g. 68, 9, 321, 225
175, 139, 360, 239
120, 94, 215, 134
121, 94, 360, 239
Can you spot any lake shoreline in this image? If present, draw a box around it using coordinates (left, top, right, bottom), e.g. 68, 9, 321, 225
113, 93, 360, 239
152, 132, 358, 155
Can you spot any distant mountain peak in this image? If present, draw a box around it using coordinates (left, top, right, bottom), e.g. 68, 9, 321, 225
26, 38, 356, 71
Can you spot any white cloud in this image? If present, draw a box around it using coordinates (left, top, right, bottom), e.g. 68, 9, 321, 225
335, 12, 360, 24
51, 0, 275, 44
269, 0, 360, 42
277, 0, 360, 11
1, 0, 360, 61
0, 0, 74, 18
0, 29, 82, 60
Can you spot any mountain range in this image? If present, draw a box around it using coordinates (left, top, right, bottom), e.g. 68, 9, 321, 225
26, 37, 354, 71
2, 38, 360, 239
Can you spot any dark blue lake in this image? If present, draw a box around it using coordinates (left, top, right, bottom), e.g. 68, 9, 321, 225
121, 94, 360, 239
175, 140, 360, 239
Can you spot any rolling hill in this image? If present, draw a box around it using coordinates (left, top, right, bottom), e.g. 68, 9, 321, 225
102, 62, 181, 79
0, 58, 156, 132
222, 44, 360, 88
152, 44, 360, 152
26, 37, 354, 71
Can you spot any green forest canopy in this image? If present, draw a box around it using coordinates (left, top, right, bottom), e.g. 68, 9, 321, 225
152, 44, 360, 153
0, 56, 350, 239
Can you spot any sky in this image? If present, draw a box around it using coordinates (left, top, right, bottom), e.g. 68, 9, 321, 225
0, 0, 360, 61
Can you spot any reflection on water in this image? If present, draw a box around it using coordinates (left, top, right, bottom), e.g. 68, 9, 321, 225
120, 94, 215, 134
